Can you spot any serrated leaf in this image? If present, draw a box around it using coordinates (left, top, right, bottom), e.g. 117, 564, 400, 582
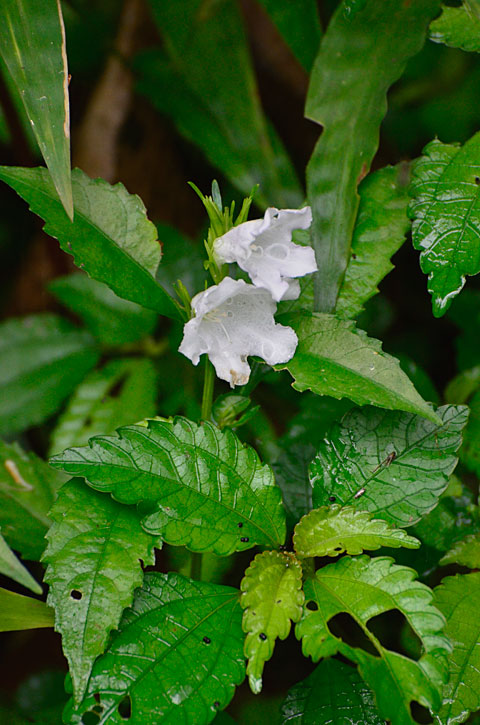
0, 314, 99, 437
280, 657, 384, 725
49, 358, 158, 455
293, 505, 420, 558
0, 439, 64, 560
278, 312, 437, 421
297, 556, 450, 724
240, 551, 304, 694
0, 166, 181, 320
336, 163, 411, 319
43, 479, 162, 704
409, 133, 480, 316
50, 417, 286, 555
0, 588, 54, 632
434, 573, 480, 724
440, 534, 480, 568
310, 404, 467, 528
65, 573, 246, 725
0, 531, 42, 594
430, 4, 480, 53
256, 0, 321, 72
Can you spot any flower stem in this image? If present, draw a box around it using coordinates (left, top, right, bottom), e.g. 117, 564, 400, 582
201, 358, 215, 422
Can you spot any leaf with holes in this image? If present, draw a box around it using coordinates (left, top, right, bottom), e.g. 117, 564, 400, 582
43, 479, 162, 705
440, 533, 480, 569
310, 404, 467, 528
430, 4, 480, 53
409, 133, 480, 316
0, 531, 42, 594
297, 556, 450, 724
434, 573, 480, 724
240, 551, 304, 694
64, 573, 245, 724
293, 505, 420, 558
50, 417, 286, 555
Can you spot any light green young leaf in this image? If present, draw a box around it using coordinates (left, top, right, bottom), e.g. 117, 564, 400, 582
256, 0, 322, 72
64, 573, 245, 725
278, 312, 438, 422
0, 588, 54, 632
43, 479, 162, 705
50, 417, 286, 555
297, 556, 450, 724
434, 573, 480, 724
440, 533, 480, 568
240, 551, 304, 694
293, 505, 420, 558
430, 4, 480, 53
310, 405, 467, 527
0, 531, 42, 594
0, 314, 99, 437
0, 166, 181, 320
0, 0, 72, 217
409, 133, 480, 316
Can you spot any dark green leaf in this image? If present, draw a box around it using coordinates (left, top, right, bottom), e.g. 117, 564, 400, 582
272, 443, 315, 530
430, 4, 480, 53
155, 223, 206, 297
440, 533, 480, 568
445, 367, 480, 477
0, 532, 42, 594
0, 588, 54, 632
256, 0, 321, 72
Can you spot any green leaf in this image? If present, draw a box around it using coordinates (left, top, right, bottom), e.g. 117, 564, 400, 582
297, 556, 450, 723
310, 404, 467, 527
434, 573, 480, 724
0, 0, 73, 218
278, 312, 437, 422
0, 440, 64, 560
430, 4, 480, 53
256, 0, 322, 72
65, 573, 246, 724
293, 505, 420, 558
280, 657, 384, 725
240, 551, 304, 694
155, 223, 206, 297
0, 314, 99, 436
336, 163, 411, 319
440, 533, 480, 568
0, 588, 54, 632
0, 531, 41, 594
49, 358, 158, 455
50, 417, 286, 555
49, 274, 157, 346
305, 0, 439, 312
0, 166, 182, 320
43, 479, 162, 705
409, 133, 480, 316
272, 443, 315, 530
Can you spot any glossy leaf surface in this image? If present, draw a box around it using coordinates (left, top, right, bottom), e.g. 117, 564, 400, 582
0, 531, 42, 594
430, 4, 480, 53
0, 588, 54, 632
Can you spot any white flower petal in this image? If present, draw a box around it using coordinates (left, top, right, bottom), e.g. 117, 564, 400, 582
178, 277, 297, 387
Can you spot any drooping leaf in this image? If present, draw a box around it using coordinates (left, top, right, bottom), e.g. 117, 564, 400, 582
0, 439, 64, 560
50, 417, 286, 555
297, 556, 450, 724
440, 533, 480, 568
64, 573, 246, 725
434, 573, 480, 724
43, 479, 162, 704
430, 4, 480, 53
293, 505, 420, 559
240, 551, 304, 694
0, 531, 42, 594
256, 0, 322, 72
305, 0, 440, 312
336, 163, 411, 319
280, 657, 384, 725
0, 0, 73, 217
0, 314, 99, 437
49, 274, 157, 346
0, 588, 54, 632
0, 166, 181, 320
278, 312, 438, 422
310, 404, 467, 527
49, 358, 158, 455
409, 133, 480, 316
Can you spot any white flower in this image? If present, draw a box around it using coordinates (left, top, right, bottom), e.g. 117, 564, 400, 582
213, 206, 317, 302
179, 277, 297, 387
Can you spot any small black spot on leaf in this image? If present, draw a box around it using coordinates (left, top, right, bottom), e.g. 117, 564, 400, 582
329, 495, 336, 502
70, 590, 82, 600
259, 632, 267, 641
475, 176, 480, 185
237, 522, 243, 528
240, 537, 249, 543
306, 600, 318, 611
203, 636, 211, 644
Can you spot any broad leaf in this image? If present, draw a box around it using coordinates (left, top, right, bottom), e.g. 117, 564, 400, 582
0, 166, 181, 320
0, 588, 54, 632
65, 573, 246, 725
0, 439, 64, 560
0, 532, 41, 594
293, 505, 420, 558
297, 556, 450, 724
305, 0, 439, 312
43, 479, 162, 704
310, 405, 467, 527
434, 573, 480, 724
430, 4, 480, 53
336, 163, 411, 319
280, 658, 383, 725
440, 533, 480, 568
51, 417, 286, 555
240, 551, 304, 694
279, 312, 438, 422
0, 314, 99, 436
409, 133, 480, 316
256, 0, 322, 72
49, 358, 158, 455
0, 0, 72, 217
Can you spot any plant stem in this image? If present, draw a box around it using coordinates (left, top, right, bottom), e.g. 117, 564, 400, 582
201, 358, 215, 421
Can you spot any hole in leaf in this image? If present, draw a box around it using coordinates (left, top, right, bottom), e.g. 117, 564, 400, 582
367, 609, 422, 661
306, 600, 318, 611
410, 701, 433, 724
118, 695, 132, 720
81, 713, 100, 725
329, 495, 336, 502
70, 590, 83, 600
327, 613, 380, 657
